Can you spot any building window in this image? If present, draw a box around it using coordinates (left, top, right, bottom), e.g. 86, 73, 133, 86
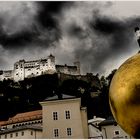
16, 65, 18, 69
31, 131, 33, 135
21, 131, 24, 136
16, 132, 18, 137
53, 112, 58, 120
54, 129, 59, 138
114, 130, 120, 135
5, 135, 7, 139
10, 133, 13, 138
65, 110, 70, 119
67, 128, 72, 136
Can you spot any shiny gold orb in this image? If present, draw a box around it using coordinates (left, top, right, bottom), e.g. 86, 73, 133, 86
109, 53, 140, 138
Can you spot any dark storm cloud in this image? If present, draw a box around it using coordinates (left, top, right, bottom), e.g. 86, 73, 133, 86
0, 2, 72, 49
67, 14, 140, 74
37, 1, 72, 28
67, 24, 86, 39
0, 29, 38, 48
0, 1, 140, 75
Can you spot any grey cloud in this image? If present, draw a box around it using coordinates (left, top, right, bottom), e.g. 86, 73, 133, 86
0, 1, 140, 76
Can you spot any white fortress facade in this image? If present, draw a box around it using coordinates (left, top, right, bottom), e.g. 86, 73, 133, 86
0, 54, 80, 81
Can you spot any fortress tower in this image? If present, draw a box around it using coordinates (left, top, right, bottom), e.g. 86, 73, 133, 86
14, 60, 25, 81
74, 61, 80, 75
47, 54, 56, 73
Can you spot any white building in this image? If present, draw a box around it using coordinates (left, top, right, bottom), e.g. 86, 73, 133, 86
99, 117, 132, 139
0, 125, 42, 139
88, 116, 105, 139
0, 54, 80, 81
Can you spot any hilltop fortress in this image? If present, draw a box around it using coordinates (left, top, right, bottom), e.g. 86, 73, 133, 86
0, 54, 80, 81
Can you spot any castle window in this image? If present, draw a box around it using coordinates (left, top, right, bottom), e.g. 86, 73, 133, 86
21, 131, 24, 136
53, 128, 59, 138
67, 128, 72, 136
114, 130, 120, 135
16, 132, 18, 137
28, 69, 31, 71
65, 110, 70, 119
31, 131, 33, 135
53, 112, 58, 120
10, 133, 13, 138
16, 65, 18, 69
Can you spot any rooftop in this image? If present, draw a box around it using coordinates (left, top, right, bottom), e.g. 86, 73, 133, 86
0, 110, 42, 126
98, 117, 117, 126
0, 125, 42, 134
45, 94, 77, 101
88, 117, 105, 124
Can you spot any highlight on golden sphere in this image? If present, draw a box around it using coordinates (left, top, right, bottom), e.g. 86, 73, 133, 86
109, 53, 140, 138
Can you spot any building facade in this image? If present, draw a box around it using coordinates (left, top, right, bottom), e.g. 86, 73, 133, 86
0, 110, 42, 139
88, 116, 105, 139
0, 126, 42, 139
40, 94, 88, 139
0, 54, 80, 81
99, 118, 132, 139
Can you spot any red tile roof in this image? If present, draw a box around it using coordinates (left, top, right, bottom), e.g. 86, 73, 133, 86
0, 110, 42, 126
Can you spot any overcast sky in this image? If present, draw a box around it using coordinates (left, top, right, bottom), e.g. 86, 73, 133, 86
0, 1, 140, 76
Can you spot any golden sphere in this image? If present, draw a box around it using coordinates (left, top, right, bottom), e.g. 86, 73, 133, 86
109, 53, 140, 138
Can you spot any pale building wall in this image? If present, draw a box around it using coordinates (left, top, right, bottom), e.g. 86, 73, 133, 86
40, 98, 87, 139
24, 67, 41, 78
13, 55, 56, 81
101, 124, 131, 139
0, 70, 14, 81
74, 61, 80, 75
0, 75, 3, 81
80, 107, 89, 138
47, 58, 55, 71
0, 129, 42, 139
14, 61, 25, 81
5, 119, 42, 129
88, 125, 102, 139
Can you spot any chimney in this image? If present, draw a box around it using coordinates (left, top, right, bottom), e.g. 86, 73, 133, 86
135, 27, 140, 47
